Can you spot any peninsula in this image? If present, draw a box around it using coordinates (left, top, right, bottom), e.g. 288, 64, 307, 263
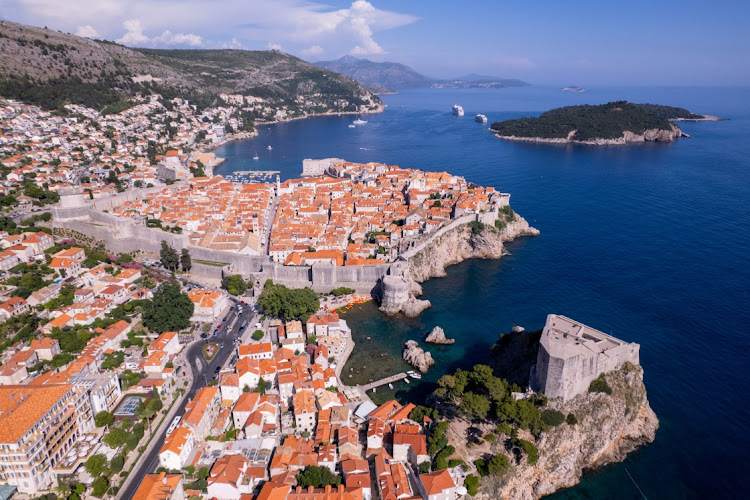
490, 101, 718, 145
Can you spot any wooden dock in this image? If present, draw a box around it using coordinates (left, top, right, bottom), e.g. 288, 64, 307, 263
360, 372, 408, 392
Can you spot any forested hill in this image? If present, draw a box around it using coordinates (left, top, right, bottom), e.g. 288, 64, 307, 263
0, 20, 378, 111
490, 101, 704, 141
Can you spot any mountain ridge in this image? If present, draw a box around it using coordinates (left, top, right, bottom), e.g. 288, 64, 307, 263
0, 20, 379, 112
316, 56, 530, 93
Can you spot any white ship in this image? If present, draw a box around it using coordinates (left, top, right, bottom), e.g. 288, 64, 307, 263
407, 370, 422, 379
352, 118, 368, 125
348, 124, 356, 128
452, 104, 464, 116
475, 114, 488, 123
267, 145, 272, 150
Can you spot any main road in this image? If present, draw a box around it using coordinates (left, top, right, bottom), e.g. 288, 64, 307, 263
117, 302, 256, 499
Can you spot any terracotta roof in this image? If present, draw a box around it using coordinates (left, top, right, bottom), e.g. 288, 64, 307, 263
420, 469, 456, 495
0, 384, 72, 442
133, 472, 183, 500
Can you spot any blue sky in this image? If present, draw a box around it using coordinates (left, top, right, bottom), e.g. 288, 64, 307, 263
1, 0, 747, 85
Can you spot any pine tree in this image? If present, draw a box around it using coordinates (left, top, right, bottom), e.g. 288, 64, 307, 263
180, 248, 192, 271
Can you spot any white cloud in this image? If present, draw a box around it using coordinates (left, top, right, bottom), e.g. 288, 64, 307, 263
3, 0, 417, 55
75, 25, 99, 38
116, 18, 148, 45
302, 45, 323, 57
267, 42, 283, 51
222, 37, 246, 50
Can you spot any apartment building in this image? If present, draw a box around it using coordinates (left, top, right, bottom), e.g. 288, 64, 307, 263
0, 384, 94, 494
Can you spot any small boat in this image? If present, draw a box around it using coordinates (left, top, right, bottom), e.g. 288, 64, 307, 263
253, 152, 259, 160
407, 370, 422, 379
348, 124, 356, 128
388, 383, 394, 390
372, 387, 376, 393
353, 118, 368, 125
267, 145, 273, 150
404, 378, 410, 384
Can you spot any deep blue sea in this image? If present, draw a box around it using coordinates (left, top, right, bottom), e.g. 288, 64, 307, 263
214, 86, 750, 498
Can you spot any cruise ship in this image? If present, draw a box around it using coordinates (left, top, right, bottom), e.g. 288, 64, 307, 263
475, 114, 488, 123
452, 104, 464, 116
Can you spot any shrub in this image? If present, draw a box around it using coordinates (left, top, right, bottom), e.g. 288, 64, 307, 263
474, 459, 488, 477
447, 459, 464, 468
588, 374, 612, 395
468, 220, 485, 235
330, 287, 355, 296
252, 330, 264, 340
514, 438, 539, 465
94, 411, 115, 428
418, 462, 431, 473
464, 474, 480, 496
496, 422, 512, 436
487, 454, 510, 475
484, 433, 497, 443
566, 413, 578, 425
541, 409, 565, 427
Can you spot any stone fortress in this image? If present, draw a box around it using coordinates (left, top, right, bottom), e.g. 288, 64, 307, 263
532, 314, 640, 401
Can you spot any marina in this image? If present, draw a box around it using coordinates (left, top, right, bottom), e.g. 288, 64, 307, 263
223, 170, 280, 184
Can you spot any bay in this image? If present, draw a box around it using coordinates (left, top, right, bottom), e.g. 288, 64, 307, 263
214, 86, 750, 498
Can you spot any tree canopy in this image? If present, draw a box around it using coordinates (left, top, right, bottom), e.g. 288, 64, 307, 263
295, 465, 341, 489
221, 274, 247, 296
142, 280, 194, 332
257, 280, 319, 321
160, 241, 179, 271
490, 101, 702, 141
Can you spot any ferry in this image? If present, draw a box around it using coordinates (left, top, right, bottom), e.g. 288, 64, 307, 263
452, 104, 464, 116
353, 118, 368, 125
475, 114, 488, 123
407, 370, 422, 379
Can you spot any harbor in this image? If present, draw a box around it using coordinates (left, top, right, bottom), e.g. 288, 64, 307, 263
222, 170, 280, 183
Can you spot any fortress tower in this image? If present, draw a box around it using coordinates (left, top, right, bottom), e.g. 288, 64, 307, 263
531, 314, 640, 400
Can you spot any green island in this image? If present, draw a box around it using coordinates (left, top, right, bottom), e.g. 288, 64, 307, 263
490, 101, 716, 144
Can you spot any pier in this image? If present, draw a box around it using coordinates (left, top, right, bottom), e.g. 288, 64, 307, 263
359, 372, 408, 392
231, 170, 280, 176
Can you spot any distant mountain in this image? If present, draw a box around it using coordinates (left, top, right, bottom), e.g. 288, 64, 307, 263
315, 56, 432, 93
0, 20, 378, 111
316, 56, 529, 93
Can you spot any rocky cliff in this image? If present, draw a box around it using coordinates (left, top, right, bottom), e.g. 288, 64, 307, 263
402, 340, 435, 373
408, 214, 539, 284
425, 326, 455, 344
473, 363, 658, 499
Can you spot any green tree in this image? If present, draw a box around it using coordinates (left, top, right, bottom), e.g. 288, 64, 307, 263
84, 454, 109, 476
180, 248, 192, 271
257, 281, 320, 321
253, 378, 266, 395
110, 455, 124, 473
102, 428, 128, 448
295, 465, 342, 489
541, 409, 565, 427
91, 476, 108, 497
459, 392, 491, 420
142, 280, 194, 332
252, 330, 264, 341
159, 240, 179, 271
94, 411, 115, 428
221, 274, 247, 296
566, 413, 578, 426
464, 474, 480, 496
487, 454, 511, 476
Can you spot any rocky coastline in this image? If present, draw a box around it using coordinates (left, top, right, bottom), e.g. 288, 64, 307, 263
408, 213, 540, 284
473, 363, 658, 499
402, 340, 435, 373
494, 123, 689, 145
379, 213, 538, 317
425, 326, 454, 344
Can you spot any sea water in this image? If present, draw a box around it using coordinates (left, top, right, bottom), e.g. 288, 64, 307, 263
214, 86, 750, 498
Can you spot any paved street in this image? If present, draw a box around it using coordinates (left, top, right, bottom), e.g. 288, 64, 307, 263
117, 301, 256, 499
